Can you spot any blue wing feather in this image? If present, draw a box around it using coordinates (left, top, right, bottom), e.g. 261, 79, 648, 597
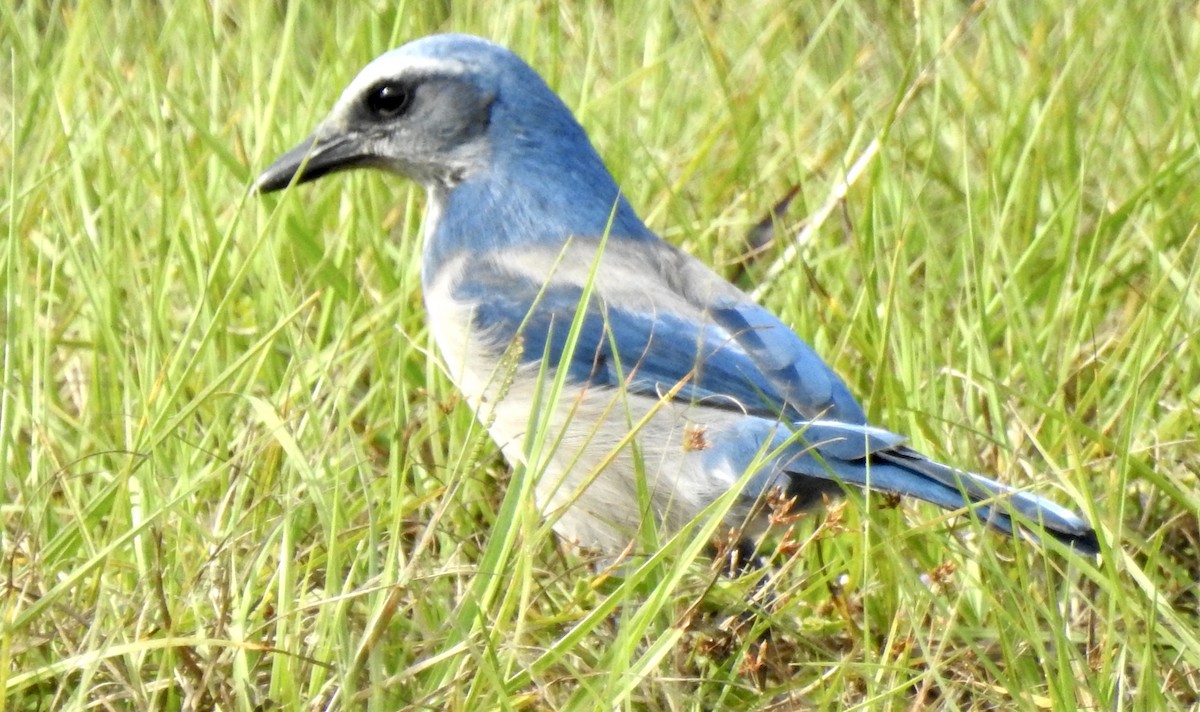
459, 275, 802, 419
708, 297, 867, 424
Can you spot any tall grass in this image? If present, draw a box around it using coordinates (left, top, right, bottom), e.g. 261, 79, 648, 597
3, 1, 1197, 709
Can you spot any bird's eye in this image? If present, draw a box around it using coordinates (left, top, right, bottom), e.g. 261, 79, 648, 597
365, 82, 413, 118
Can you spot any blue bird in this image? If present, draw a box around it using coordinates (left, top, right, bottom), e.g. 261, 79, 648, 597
254, 34, 1099, 559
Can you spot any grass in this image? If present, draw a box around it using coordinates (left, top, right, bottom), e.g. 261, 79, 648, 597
3, 0, 1198, 709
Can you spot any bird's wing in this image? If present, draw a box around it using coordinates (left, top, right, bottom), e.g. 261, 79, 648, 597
461, 272, 783, 412
453, 240, 875, 444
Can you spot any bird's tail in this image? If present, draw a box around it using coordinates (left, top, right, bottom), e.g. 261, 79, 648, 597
783, 445, 1100, 556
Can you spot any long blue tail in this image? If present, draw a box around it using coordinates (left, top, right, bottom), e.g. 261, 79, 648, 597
782, 443, 1100, 555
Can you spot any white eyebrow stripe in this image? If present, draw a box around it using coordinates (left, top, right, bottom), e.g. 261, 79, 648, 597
341, 55, 471, 102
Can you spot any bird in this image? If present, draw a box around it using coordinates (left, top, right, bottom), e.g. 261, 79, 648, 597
253, 33, 1099, 562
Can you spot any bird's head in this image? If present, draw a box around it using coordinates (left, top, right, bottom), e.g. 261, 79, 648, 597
254, 34, 597, 194
255, 34, 655, 273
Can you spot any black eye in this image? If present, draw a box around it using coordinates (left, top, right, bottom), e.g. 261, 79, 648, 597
365, 82, 413, 118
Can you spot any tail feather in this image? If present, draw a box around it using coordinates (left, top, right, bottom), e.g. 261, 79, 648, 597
783, 447, 1099, 556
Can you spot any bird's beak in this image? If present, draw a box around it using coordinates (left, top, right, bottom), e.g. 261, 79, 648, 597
253, 131, 370, 194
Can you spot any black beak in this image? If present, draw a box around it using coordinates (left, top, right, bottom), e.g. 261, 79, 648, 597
253, 132, 368, 194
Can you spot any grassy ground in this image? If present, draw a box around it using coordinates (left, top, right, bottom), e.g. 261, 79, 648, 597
3, 0, 1198, 709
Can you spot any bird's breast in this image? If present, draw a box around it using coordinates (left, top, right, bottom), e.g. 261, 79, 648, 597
423, 259, 500, 406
